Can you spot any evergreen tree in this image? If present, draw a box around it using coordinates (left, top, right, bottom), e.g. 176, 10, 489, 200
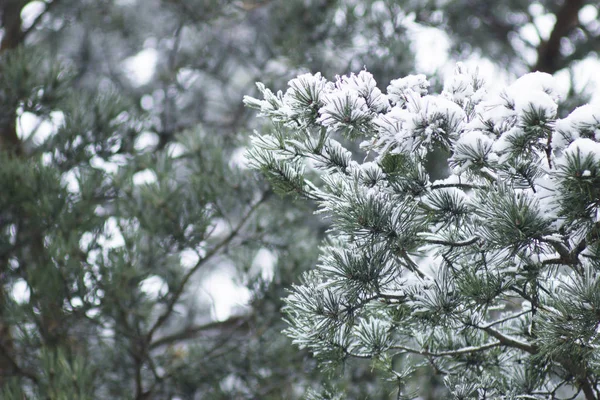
245, 64, 600, 399
1, 0, 599, 398
0, 0, 409, 398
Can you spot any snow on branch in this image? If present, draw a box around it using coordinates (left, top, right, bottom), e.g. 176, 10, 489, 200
245, 64, 600, 399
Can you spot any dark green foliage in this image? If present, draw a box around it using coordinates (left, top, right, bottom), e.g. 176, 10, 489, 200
556, 149, 600, 225
476, 185, 552, 251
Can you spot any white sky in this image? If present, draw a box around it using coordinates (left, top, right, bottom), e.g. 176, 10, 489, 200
123, 48, 159, 86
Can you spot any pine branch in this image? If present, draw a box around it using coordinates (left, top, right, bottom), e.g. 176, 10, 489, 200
0, 0, 23, 52
133, 351, 145, 400
345, 350, 374, 359
479, 309, 532, 329
540, 236, 585, 274
540, 236, 571, 258
578, 378, 597, 400
250, 63, 600, 398
508, 285, 556, 314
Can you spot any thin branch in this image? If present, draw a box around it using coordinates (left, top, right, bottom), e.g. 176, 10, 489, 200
133, 352, 144, 400
430, 182, 486, 190
508, 285, 555, 314
392, 340, 501, 357
479, 326, 536, 354
539, 237, 572, 260
578, 376, 597, 400
421, 236, 479, 247
480, 309, 532, 329
345, 350, 373, 359
145, 191, 270, 342
539, 236, 585, 275
0, 341, 39, 384
573, 221, 600, 262
542, 257, 567, 265
149, 315, 250, 349
0, 0, 25, 154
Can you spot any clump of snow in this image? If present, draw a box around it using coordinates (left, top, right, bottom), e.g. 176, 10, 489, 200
372, 92, 465, 156
563, 138, 600, 163
452, 130, 494, 172
373, 106, 411, 154
419, 95, 466, 122
442, 63, 486, 105
284, 72, 328, 120
316, 71, 390, 134
457, 130, 493, 148
511, 72, 561, 103
492, 127, 522, 155
123, 48, 158, 86
387, 74, 429, 107
332, 70, 388, 113
554, 104, 600, 149
513, 90, 557, 121
410, 95, 466, 141
473, 72, 558, 134
510, 72, 559, 123
318, 89, 371, 131
473, 92, 515, 131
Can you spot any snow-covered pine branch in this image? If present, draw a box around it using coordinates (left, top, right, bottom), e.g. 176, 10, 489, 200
244, 64, 600, 399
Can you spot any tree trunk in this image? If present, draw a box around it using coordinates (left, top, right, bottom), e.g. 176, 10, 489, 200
0, 0, 25, 386
533, 0, 584, 74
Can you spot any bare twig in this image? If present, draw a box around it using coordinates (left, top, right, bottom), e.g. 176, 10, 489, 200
479, 308, 532, 329
421, 236, 479, 247
479, 326, 536, 354
392, 340, 501, 357
149, 315, 250, 349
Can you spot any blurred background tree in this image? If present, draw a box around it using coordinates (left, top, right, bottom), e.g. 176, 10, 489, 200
0, 0, 598, 398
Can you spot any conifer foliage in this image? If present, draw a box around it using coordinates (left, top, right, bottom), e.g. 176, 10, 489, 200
245, 64, 600, 399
